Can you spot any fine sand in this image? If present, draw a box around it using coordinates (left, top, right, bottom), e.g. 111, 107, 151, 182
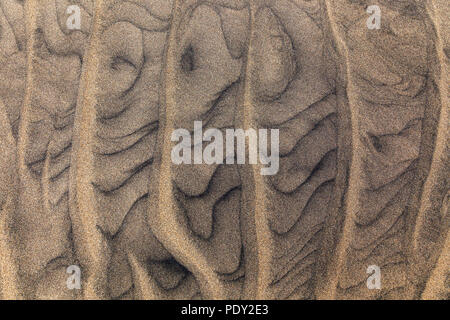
0, 0, 448, 300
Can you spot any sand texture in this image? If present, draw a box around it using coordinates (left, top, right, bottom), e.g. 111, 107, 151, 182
0, 0, 448, 300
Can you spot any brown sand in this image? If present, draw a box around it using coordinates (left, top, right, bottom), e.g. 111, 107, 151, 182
0, 0, 448, 300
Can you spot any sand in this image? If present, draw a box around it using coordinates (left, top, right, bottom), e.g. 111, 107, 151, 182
0, 0, 448, 300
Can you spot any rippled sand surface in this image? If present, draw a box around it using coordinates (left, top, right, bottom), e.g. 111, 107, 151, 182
0, 0, 448, 300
